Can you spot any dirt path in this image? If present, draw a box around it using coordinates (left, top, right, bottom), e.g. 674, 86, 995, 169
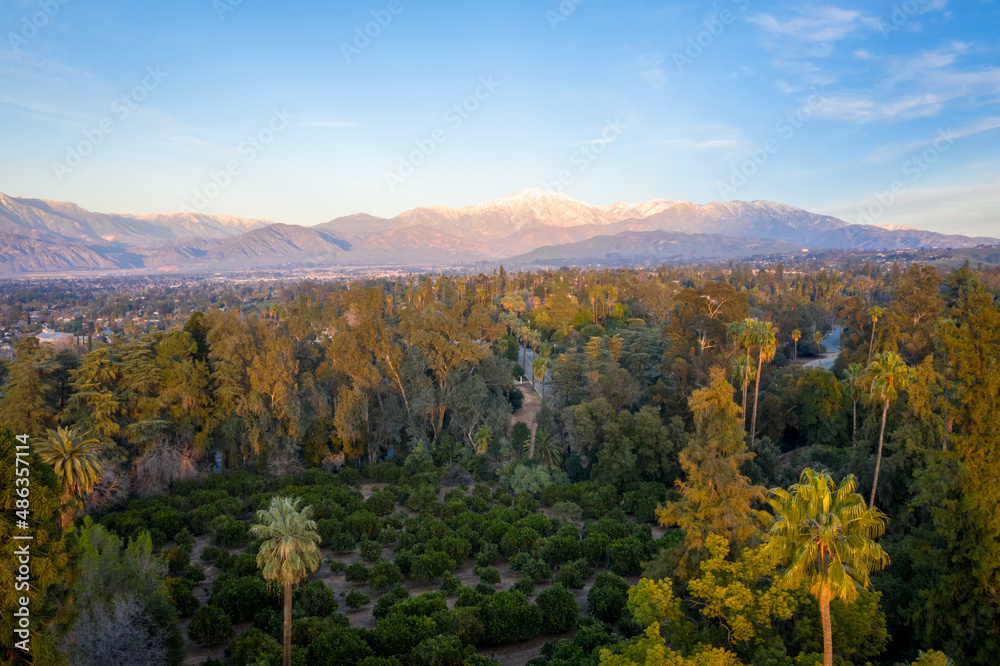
511, 381, 542, 434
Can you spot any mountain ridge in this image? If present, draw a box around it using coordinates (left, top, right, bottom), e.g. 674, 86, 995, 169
0, 188, 994, 274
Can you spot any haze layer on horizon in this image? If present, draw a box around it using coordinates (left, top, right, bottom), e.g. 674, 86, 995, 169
1, 0, 998, 235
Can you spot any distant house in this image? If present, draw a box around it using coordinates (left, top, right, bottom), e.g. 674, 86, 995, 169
34, 328, 75, 346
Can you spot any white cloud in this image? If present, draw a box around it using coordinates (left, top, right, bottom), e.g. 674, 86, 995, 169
865, 116, 1000, 162
749, 5, 880, 54
853, 49, 873, 59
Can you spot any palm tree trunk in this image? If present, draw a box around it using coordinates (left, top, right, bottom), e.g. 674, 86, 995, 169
283, 582, 292, 666
868, 324, 876, 363
61, 486, 73, 530
819, 585, 833, 666
869, 399, 889, 509
750, 354, 763, 446
742, 348, 750, 428
852, 399, 857, 448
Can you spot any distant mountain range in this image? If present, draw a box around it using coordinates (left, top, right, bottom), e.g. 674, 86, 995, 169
0, 188, 995, 274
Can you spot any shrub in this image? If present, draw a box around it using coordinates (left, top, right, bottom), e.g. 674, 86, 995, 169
309, 627, 373, 666
183, 564, 207, 583
480, 590, 542, 645
165, 577, 199, 616
360, 537, 382, 562
582, 533, 611, 566
210, 515, 249, 548
294, 580, 337, 617
587, 572, 629, 624
521, 558, 551, 583
441, 535, 472, 562
370, 560, 404, 590
188, 605, 234, 646
189, 504, 218, 534
345, 510, 381, 541
500, 526, 540, 558
316, 518, 341, 546
550, 501, 583, 522
393, 548, 414, 576
475, 566, 501, 585
439, 572, 461, 594
475, 543, 500, 567
372, 614, 437, 657
509, 552, 530, 571
541, 536, 583, 566
330, 531, 357, 553
537, 584, 579, 633
372, 584, 410, 619
554, 558, 592, 590
344, 561, 371, 583
365, 489, 396, 516
225, 628, 280, 666
345, 590, 370, 609
378, 526, 398, 545
200, 545, 224, 564
410, 551, 456, 582
213, 575, 272, 623
609, 535, 646, 576
174, 527, 194, 549
409, 634, 474, 665
166, 547, 190, 575
513, 577, 537, 597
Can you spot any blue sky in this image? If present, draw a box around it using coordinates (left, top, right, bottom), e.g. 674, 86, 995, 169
1, 0, 998, 235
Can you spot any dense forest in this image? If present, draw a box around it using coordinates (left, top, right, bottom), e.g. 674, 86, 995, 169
2, 258, 998, 666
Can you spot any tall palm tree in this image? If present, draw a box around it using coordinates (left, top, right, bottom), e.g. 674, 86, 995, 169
843, 363, 865, 447
866, 351, 912, 508
533, 355, 549, 399
763, 469, 890, 666
36, 427, 102, 529
791, 329, 801, 360
750, 321, 777, 448
525, 429, 562, 472
867, 306, 884, 363
251, 497, 321, 666
728, 318, 756, 426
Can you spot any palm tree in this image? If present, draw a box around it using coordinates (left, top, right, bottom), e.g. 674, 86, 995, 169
866, 351, 912, 508
750, 321, 777, 448
525, 429, 562, 471
251, 497, 322, 666
36, 427, 102, 529
763, 469, 890, 666
473, 424, 493, 455
814, 329, 824, 352
867, 306, 884, 363
791, 329, 801, 360
844, 363, 865, 447
533, 355, 549, 399
728, 318, 756, 426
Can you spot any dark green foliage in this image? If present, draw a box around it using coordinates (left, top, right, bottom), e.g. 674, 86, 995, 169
608, 535, 646, 576
212, 575, 273, 623
554, 558, 593, 589
372, 584, 411, 619
373, 613, 438, 656
366, 489, 396, 516
511, 577, 535, 595
346, 510, 382, 540
522, 557, 551, 583
360, 537, 382, 561
370, 560, 404, 590
410, 550, 456, 582
439, 572, 461, 594
345, 590, 370, 609
293, 580, 338, 617
164, 577, 199, 616
480, 590, 542, 645
587, 572, 629, 624
475, 565, 501, 585
210, 515, 249, 548
188, 605, 234, 646
200, 545, 224, 563
309, 627, 374, 666
345, 561, 371, 583
537, 584, 579, 633
225, 628, 280, 666
165, 546, 190, 575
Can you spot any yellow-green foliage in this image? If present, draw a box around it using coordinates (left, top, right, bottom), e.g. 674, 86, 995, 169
687, 534, 798, 643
